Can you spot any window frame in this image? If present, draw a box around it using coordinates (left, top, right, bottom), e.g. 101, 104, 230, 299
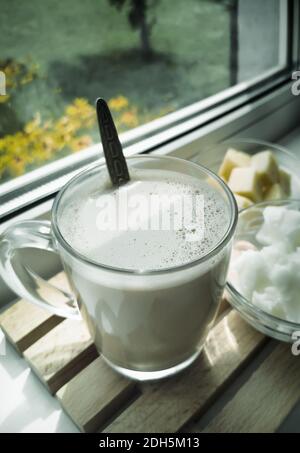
0, 0, 299, 222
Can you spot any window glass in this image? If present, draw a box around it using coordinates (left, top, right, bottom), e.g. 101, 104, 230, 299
0, 0, 287, 185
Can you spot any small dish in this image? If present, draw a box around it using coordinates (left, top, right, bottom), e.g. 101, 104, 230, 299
193, 138, 300, 200
225, 199, 300, 343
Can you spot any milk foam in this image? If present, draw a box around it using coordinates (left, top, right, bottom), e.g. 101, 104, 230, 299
59, 168, 230, 271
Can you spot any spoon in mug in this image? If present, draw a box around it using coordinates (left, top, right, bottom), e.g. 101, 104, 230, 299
96, 97, 130, 186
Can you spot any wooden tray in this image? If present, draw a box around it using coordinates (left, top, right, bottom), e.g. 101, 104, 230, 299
1, 272, 299, 433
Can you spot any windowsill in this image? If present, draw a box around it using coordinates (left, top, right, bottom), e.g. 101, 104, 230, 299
1, 95, 300, 433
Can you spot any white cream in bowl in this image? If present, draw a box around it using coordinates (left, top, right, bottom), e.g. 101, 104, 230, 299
231, 205, 300, 323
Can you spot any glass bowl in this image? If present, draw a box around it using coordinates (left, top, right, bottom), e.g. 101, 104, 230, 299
193, 138, 300, 200
225, 199, 300, 342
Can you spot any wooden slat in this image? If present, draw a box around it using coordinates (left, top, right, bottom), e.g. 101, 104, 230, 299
104, 310, 267, 433
57, 357, 137, 433
0, 272, 68, 353
23, 318, 98, 394
202, 343, 300, 433
216, 297, 230, 319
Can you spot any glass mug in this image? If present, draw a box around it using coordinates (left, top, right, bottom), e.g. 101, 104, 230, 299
0, 156, 237, 380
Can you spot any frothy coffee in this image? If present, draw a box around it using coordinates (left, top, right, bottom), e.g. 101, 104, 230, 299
59, 169, 230, 271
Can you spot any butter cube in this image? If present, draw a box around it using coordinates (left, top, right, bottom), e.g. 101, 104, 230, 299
218, 148, 251, 181
234, 194, 253, 210
264, 183, 287, 201
279, 168, 291, 196
228, 167, 263, 202
251, 151, 279, 186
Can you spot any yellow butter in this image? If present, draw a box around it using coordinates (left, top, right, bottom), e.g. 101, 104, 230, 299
228, 167, 263, 202
234, 194, 253, 210
218, 148, 251, 181
264, 183, 287, 201
251, 150, 279, 186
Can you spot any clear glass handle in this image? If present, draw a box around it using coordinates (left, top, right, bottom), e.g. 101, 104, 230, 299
0, 220, 80, 319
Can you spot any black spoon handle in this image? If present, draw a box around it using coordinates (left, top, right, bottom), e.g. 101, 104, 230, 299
96, 98, 130, 186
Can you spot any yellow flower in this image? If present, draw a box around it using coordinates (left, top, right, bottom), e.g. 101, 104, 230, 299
24, 114, 41, 134
41, 135, 55, 152
120, 109, 138, 128
64, 98, 94, 130
66, 98, 88, 116
0, 58, 38, 103
9, 158, 25, 176
70, 135, 92, 152
108, 95, 129, 112
4, 62, 20, 79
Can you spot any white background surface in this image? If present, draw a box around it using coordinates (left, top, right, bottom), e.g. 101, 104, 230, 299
0, 340, 78, 433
